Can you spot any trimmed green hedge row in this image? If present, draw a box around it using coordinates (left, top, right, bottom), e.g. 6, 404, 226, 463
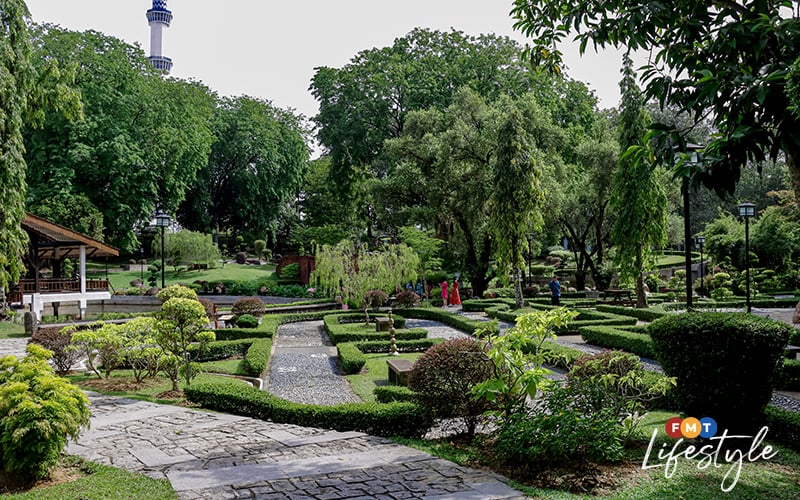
662, 297, 798, 311
777, 359, 800, 391
461, 298, 513, 312
579, 326, 656, 359
214, 328, 273, 340
337, 343, 366, 374
394, 307, 492, 335
374, 385, 417, 403
487, 306, 637, 333
243, 338, 272, 376
189, 339, 254, 362
184, 380, 432, 438
322, 314, 424, 344
214, 310, 341, 341
595, 304, 669, 322
764, 405, 800, 452
332, 312, 407, 329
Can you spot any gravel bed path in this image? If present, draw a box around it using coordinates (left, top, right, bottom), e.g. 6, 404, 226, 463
267, 321, 361, 406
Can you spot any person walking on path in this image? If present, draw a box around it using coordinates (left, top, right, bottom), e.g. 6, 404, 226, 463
441, 280, 449, 307
450, 278, 462, 306
549, 274, 561, 306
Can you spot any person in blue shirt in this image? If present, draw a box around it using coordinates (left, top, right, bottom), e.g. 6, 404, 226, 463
415, 280, 424, 297
549, 274, 561, 306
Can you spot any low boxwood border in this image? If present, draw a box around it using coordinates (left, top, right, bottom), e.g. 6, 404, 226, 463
595, 304, 668, 322
323, 314, 424, 344
394, 307, 492, 335
777, 359, 800, 391
337, 342, 367, 374
764, 405, 800, 451
374, 385, 417, 403
189, 339, 254, 362
244, 338, 272, 376
184, 380, 432, 438
579, 325, 656, 359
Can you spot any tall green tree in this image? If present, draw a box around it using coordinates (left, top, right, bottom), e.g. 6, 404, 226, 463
24, 25, 216, 250
179, 96, 309, 240
610, 56, 667, 307
491, 106, 545, 308
0, 0, 34, 311
512, 0, 800, 200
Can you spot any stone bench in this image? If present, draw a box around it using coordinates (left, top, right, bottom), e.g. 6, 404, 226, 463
387, 358, 413, 386
786, 345, 800, 361
375, 317, 391, 332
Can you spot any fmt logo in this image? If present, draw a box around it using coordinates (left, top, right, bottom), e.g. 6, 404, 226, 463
665, 416, 718, 439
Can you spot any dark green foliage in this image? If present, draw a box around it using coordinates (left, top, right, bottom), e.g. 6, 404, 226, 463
764, 405, 800, 452
537, 342, 585, 370
362, 289, 388, 309
231, 297, 266, 317
337, 343, 367, 374
395, 290, 420, 308
279, 263, 300, 281
184, 380, 432, 438
776, 359, 800, 391
595, 304, 668, 322
579, 326, 656, 359
333, 312, 407, 329
488, 307, 637, 333
188, 339, 254, 362
328, 328, 427, 345
214, 328, 273, 340
494, 383, 624, 466
235, 314, 259, 328
408, 338, 496, 436
374, 386, 417, 403
243, 338, 272, 376
648, 313, 791, 433
461, 298, 514, 312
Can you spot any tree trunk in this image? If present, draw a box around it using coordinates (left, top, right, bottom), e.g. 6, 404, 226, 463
574, 270, 586, 291
787, 150, 800, 203
636, 274, 648, 308
0, 287, 7, 320
513, 266, 524, 309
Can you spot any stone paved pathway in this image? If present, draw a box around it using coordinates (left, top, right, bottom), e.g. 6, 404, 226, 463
65, 393, 525, 499
268, 321, 361, 406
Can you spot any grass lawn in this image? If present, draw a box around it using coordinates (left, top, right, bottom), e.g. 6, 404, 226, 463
199, 358, 249, 376
655, 253, 698, 269
2, 455, 176, 499
346, 352, 421, 402
396, 410, 800, 499
0, 320, 25, 339
87, 263, 277, 293
67, 371, 249, 403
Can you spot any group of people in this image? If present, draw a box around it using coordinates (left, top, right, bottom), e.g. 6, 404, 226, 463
439, 278, 461, 307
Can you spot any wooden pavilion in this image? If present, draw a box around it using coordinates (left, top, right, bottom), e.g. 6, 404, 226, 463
8, 213, 119, 320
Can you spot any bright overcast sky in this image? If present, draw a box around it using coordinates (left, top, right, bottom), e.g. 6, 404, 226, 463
25, 0, 627, 121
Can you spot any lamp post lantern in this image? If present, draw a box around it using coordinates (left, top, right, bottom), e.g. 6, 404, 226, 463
738, 202, 756, 313
695, 235, 705, 297
155, 212, 171, 288
677, 143, 703, 308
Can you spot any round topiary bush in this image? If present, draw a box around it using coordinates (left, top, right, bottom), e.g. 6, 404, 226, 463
408, 338, 496, 436
647, 312, 792, 434
235, 314, 259, 328
231, 297, 265, 317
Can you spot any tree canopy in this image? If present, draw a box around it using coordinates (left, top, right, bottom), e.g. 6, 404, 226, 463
512, 0, 800, 200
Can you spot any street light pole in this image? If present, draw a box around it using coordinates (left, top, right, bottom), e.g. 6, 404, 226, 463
738, 203, 755, 313
155, 212, 171, 289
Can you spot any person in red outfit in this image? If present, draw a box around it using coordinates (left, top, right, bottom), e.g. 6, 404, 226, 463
450, 278, 462, 306
441, 280, 449, 307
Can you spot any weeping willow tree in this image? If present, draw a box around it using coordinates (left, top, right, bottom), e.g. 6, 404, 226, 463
312, 241, 419, 324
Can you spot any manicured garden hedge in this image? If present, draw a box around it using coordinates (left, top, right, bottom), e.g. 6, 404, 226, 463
538, 341, 585, 369
184, 380, 432, 438
764, 405, 800, 451
487, 306, 637, 333
461, 298, 513, 312
594, 304, 669, 322
327, 312, 407, 329
353, 339, 443, 353
337, 343, 367, 374
190, 339, 254, 362
243, 338, 272, 376
579, 326, 656, 359
776, 359, 800, 391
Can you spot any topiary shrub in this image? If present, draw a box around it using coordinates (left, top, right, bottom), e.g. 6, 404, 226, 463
254, 240, 267, 258
647, 312, 792, 434
522, 285, 539, 298
395, 290, 420, 308
0, 344, 91, 480
337, 342, 366, 374
156, 284, 199, 303
235, 314, 259, 328
235, 251, 247, 264
231, 297, 266, 317
408, 338, 496, 436
279, 263, 301, 281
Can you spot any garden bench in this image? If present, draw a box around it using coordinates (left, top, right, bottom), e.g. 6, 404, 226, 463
217, 314, 234, 328
375, 317, 391, 332
387, 358, 413, 386
786, 345, 800, 361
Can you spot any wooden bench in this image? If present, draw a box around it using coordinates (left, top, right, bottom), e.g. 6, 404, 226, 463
387, 359, 413, 386
375, 317, 391, 332
217, 314, 234, 328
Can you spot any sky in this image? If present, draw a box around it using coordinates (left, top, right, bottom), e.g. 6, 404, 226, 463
25, 0, 628, 123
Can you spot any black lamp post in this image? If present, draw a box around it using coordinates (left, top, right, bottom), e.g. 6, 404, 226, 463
155, 212, 171, 288
738, 202, 755, 313
526, 234, 533, 286
695, 235, 705, 297
677, 143, 703, 308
